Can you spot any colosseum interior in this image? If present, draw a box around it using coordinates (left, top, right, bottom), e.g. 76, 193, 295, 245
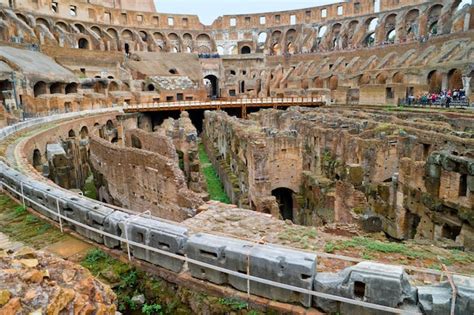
0, 0, 473, 314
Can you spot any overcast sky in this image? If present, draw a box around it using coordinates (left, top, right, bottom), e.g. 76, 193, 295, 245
155, 0, 343, 25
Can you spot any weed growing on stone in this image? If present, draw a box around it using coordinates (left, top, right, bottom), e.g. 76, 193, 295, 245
218, 297, 248, 310
198, 143, 231, 203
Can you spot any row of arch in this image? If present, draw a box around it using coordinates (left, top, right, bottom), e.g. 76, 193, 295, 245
5, 1, 470, 56
33, 82, 78, 97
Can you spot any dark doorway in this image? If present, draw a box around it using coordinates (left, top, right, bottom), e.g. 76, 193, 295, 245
204, 75, 218, 99
124, 43, 130, 55
272, 187, 294, 222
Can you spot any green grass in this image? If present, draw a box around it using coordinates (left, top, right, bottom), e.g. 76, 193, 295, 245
83, 174, 97, 200
0, 194, 66, 248
198, 143, 231, 203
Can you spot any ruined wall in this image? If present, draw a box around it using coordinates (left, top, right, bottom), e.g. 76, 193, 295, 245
154, 112, 206, 194
203, 108, 474, 250
89, 134, 203, 221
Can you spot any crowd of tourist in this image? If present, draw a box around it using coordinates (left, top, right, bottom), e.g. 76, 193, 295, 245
405, 89, 470, 107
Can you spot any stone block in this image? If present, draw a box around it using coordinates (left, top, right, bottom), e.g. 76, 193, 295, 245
121, 217, 188, 273
65, 197, 114, 243
314, 262, 417, 312
103, 211, 130, 249
185, 233, 316, 307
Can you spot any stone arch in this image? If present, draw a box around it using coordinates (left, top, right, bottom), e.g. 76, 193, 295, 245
329, 75, 338, 90
384, 13, 397, 43
107, 28, 119, 40
240, 45, 251, 54
359, 74, 371, 85
427, 4, 443, 35
78, 38, 89, 49
392, 72, 405, 84
257, 32, 267, 45
34, 81, 47, 97
427, 70, 443, 93
404, 9, 420, 38
330, 23, 342, 49
80, 126, 88, 139
121, 29, 134, 41
366, 17, 379, 32
313, 77, 324, 88
376, 72, 388, 84
65, 83, 78, 94
74, 23, 86, 34
55, 21, 69, 32
182, 33, 192, 41
204, 74, 219, 98
16, 13, 30, 26
108, 81, 120, 92
49, 82, 64, 94
68, 129, 76, 137
36, 18, 50, 30
138, 30, 148, 42
447, 69, 463, 90
90, 26, 101, 37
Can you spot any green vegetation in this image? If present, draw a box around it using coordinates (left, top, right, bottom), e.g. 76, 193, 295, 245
218, 297, 248, 310
198, 143, 231, 203
81, 248, 260, 314
0, 194, 66, 248
83, 174, 97, 200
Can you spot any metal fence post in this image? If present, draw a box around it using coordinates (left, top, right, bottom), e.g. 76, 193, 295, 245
20, 182, 25, 208
56, 198, 63, 233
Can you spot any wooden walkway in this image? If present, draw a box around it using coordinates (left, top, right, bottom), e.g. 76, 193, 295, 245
123, 97, 326, 117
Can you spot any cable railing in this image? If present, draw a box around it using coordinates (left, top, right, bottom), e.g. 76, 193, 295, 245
0, 179, 423, 315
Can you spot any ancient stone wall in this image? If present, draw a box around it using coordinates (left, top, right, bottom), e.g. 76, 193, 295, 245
203, 108, 474, 249
89, 134, 203, 221
0, 1, 471, 116
154, 112, 206, 194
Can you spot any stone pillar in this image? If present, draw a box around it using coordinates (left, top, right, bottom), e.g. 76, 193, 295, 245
462, 76, 471, 97
441, 73, 448, 91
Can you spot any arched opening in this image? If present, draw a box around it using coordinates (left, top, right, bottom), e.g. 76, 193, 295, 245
364, 32, 375, 47
32, 149, 42, 170
106, 120, 114, 130
393, 72, 405, 84
124, 43, 130, 55
169, 68, 178, 75
272, 187, 294, 222
240, 81, 245, 93
240, 46, 251, 54
257, 32, 267, 48
131, 135, 142, 149
427, 5, 443, 35
405, 9, 420, 39
386, 29, 396, 43
427, 70, 442, 93
74, 23, 86, 34
359, 74, 371, 85
34, 81, 47, 97
376, 73, 387, 85
80, 126, 89, 139
313, 77, 324, 88
78, 38, 89, 49
68, 129, 76, 138
448, 69, 463, 90
147, 84, 155, 91
329, 75, 338, 90
108, 81, 120, 92
50, 82, 64, 94
65, 83, 78, 94
204, 75, 219, 98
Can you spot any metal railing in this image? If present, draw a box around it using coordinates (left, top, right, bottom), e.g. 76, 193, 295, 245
0, 179, 422, 315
